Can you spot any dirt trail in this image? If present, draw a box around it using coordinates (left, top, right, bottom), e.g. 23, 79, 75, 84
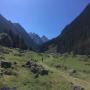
40, 62, 90, 90
60, 71, 90, 90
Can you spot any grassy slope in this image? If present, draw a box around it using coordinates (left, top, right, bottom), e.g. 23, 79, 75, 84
0, 47, 90, 90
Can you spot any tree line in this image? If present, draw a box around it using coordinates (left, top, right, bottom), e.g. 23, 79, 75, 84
0, 30, 28, 50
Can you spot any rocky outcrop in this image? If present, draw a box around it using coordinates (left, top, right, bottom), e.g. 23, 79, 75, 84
23, 60, 49, 77
29, 32, 48, 45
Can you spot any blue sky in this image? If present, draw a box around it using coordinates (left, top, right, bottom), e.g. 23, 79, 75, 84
0, 0, 90, 39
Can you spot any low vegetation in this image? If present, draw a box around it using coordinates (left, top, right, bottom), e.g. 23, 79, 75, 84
0, 46, 90, 90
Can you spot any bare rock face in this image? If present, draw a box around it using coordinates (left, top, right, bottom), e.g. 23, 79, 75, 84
29, 32, 48, 45
41, 36, 48, 43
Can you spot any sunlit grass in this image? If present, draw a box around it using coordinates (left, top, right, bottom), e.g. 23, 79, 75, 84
0, 47, 90, 90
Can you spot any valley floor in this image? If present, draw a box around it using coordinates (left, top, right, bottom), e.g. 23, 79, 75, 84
0, 46, 90, 90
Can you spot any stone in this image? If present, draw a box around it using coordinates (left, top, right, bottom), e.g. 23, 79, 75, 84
0, 61, 12, 68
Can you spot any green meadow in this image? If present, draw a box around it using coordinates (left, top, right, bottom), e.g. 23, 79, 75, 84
0, 46, 90, 90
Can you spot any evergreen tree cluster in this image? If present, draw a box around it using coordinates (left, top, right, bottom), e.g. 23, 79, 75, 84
0, 30, 28, 50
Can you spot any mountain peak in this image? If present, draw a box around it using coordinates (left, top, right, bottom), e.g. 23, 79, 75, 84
41, 36, 48, 42
29, 33, 48, 45
41, 35, 47, 38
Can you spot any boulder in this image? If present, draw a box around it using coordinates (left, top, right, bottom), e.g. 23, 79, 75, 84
26, 60, 37, 68
0, 61, 12, 68
40, 69, 48, 75
71, 83, 85, 90
68, 69, 77, 75
31, 66, 38, 74
24, 60, 49, 76
13, 62, 17, 65
55, 64, 63, 68
73, 85, 85, 90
